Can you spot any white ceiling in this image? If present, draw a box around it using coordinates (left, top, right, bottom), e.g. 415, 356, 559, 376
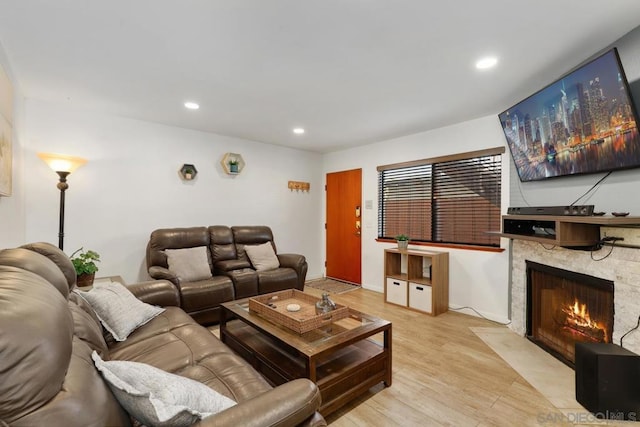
0, 1, 639, 153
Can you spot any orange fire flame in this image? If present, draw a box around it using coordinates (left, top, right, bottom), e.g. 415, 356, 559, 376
562, 299, 608, 342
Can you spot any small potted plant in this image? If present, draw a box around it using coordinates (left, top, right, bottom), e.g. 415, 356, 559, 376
180, 164, 197, 180
183, 166, 195, 180
396, 234, 409, 250
70, 247, 101, 288
229, 159, 239, 173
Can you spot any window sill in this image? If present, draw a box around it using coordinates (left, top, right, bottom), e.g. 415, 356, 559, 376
376, 238, 505, 253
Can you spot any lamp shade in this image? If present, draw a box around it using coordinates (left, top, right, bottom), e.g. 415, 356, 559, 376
38, 152, 87, 173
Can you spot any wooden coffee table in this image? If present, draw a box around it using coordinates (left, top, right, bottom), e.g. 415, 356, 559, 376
220, 296, 392, 416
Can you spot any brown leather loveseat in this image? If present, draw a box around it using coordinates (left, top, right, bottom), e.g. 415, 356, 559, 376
147, 225, 307, 325
0, 242, 325, 427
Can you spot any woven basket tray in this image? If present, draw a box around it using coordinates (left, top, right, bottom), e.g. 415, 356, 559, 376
249, 289, 349, 334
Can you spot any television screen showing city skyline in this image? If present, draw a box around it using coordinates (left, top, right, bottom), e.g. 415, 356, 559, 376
499, 48, 640, 182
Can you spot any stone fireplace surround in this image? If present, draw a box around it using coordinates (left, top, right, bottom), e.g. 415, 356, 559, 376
509, 239, 640, 356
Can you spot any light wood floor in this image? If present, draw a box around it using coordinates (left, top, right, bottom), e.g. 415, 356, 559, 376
303, 286, 581, 427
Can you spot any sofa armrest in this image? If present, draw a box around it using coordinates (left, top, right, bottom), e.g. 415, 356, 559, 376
196, 379, 325, 427
148, 265, 179, 284
277, 253, 306, 270
127, 280, 181, 307
278, 254, 308, 290
214, 259, 251, 274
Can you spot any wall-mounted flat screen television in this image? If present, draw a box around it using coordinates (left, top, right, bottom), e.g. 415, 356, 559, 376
499, 48, 640, 182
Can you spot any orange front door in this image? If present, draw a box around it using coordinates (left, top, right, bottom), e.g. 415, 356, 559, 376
326, 168, 362, 284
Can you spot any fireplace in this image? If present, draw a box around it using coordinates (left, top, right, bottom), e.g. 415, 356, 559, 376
526, 261, 614, 367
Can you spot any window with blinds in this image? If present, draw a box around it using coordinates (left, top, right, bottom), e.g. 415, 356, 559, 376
378, 148, 503, 248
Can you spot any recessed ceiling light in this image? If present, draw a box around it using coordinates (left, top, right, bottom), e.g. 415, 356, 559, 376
184, 101, 200, 110
293, 128, 305, 135
476, 57, 498, 70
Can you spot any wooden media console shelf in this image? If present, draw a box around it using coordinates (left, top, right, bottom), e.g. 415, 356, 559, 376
499, 214, 640, 247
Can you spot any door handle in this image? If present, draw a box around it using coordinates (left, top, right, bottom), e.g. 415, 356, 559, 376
355, 220, 361, 236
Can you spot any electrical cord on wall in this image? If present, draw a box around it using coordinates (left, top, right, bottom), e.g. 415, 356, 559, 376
538, 242, 556, 250
569, 171, 612, 206
590, 244, 614, 261
514, 173, 532, 207
620, 315, 640, 348
590, 236, 623, 261
512, 164, 610, 212
448, 306, 511, 326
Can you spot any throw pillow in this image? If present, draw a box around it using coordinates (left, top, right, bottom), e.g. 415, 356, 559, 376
92, 352, 236, 427
244, 242, 280, 271
164, 246, 212, 282
75, 282, 165, 341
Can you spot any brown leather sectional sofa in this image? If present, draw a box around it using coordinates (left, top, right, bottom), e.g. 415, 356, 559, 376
0, 242, 325, 426
147, 225, 308, 324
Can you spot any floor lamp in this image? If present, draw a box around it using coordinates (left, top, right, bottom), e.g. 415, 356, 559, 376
38, 153, 87, 251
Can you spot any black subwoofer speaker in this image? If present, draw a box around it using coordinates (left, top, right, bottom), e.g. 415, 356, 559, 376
575, 343, 640, 421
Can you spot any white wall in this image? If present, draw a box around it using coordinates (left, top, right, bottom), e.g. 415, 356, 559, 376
323, 115, 512, 323
23, 99, 324, 283
20, 97, 512, 322
0, 40, 25, 248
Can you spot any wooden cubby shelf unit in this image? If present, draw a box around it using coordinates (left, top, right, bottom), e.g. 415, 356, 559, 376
499, 214, 640, 247
384, 248, 449, 316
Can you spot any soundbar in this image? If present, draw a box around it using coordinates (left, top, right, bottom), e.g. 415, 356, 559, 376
507, 205, 594, 216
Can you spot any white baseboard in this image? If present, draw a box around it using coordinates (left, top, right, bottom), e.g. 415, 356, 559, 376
361, 283, 383, 293
448, 304, 510, 325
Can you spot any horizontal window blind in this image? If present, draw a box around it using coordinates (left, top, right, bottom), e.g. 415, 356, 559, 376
379, 165, 433, 241
378, 149, 502, 247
